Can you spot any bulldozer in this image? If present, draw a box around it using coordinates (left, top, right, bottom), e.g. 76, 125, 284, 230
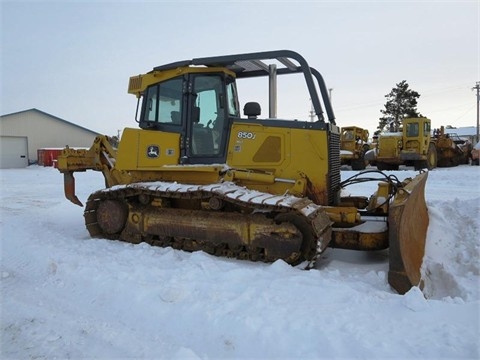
57, 50, 429, 294
340, 126, 371, 170
367, 117, 437, 171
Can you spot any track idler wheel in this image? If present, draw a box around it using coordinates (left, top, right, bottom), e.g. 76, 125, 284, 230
96, 199, 128, 235
274, 213, 316, 265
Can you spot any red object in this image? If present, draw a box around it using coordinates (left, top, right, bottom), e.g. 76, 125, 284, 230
37, 148, 63, 167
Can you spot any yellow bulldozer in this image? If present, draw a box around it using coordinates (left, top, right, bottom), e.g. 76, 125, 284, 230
340, 126, 371, 170
57, 50, 429, 294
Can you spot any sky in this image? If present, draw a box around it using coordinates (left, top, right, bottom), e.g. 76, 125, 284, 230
1, 164, 479, 359
1, 0, 479, 136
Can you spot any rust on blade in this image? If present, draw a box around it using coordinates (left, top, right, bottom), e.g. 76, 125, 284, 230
388, 172, 429, 294
63, 172, 83, 207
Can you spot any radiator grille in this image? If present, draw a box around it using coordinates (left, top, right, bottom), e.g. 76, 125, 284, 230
328, 131, 341, 206
128, 76, 143, 93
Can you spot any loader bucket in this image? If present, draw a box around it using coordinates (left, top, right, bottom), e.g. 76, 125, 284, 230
63, 172, 83, 207
388, 172, 429, 294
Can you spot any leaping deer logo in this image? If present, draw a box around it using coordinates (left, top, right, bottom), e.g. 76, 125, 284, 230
147, 145, 159, 158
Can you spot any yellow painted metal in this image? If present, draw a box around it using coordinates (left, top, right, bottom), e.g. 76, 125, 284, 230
402, 117, 431, 155
376, 117, 432, 163
324, 206, 360, 224
331, 228, 389, 251
116, 128, 181, 170
56, 55, 432, 296
388, 172, 429, 294
378, 135, 401, 159
366, 182, 390, 214
340, 126, 369, 159
128, 67, 236, 97
224, 169, 276, 184
226, 122, 330, 204
56, 135, 132, 202
127, 167, 223, 185
326, 205, 388, 251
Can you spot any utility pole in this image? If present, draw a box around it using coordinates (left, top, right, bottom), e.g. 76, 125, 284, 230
474, 82, 480, 143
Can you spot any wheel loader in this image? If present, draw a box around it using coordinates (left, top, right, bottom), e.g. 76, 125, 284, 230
366, 117, 438, 171
340, 126, 370, 170
57, 50, 429, 294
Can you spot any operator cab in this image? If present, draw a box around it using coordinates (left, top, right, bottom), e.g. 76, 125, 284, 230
137, 72, 240, 164
129, 50, 337, 166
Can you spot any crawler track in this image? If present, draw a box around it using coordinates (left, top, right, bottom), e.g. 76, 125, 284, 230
84, 181, 332, 265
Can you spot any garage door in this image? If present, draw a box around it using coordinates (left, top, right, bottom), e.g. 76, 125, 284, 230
0, 136, 28, 168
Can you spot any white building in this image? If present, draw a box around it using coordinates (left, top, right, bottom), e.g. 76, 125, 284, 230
0, 108, 100, 168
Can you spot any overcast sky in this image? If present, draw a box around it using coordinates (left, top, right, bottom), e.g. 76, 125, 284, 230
1, 0, 478, 136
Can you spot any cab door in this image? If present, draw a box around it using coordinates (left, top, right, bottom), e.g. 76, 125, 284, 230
184, 73, 231, 164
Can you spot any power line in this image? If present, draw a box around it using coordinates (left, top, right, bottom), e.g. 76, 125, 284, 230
419, 83, 472, 97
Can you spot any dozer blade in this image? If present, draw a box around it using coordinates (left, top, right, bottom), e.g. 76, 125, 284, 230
388, 172, 429, 294
63, 172, 83, 207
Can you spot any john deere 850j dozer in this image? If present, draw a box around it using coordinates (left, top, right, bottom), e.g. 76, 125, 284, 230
57, 50, 429, 294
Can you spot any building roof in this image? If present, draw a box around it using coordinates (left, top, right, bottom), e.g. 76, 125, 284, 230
0, 108, 101, 135
444, 126, 477, 137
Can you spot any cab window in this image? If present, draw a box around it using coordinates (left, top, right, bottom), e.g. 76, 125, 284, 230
424, 121, 431, 135
406, 123, 419, 137
227, 78, 240, 117
190, 75, 227, 156
143, 77, 183, 125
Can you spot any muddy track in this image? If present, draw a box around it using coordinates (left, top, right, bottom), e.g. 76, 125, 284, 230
83, 181, 332, 266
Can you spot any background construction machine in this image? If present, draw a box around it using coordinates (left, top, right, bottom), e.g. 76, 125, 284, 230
367, 118, 471, 170
472, 141, 480, 165
57, 50, 429, 294
432, 126, 472, 167
367, 117, 437, 171
340, 126, 371, 170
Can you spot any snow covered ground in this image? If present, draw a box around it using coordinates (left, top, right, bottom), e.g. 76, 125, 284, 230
1, 165, 479, 359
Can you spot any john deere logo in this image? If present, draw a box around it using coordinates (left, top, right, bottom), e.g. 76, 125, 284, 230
147, 145, 159, 158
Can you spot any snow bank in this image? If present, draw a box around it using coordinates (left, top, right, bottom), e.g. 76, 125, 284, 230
1, 165, 479, 359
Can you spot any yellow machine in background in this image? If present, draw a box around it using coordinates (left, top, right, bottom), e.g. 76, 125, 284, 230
367, 118, 471, 170
57, 50, 429, 294
367, 117, 437, 171
340, 126, 370, 170
432, 126, 472, 167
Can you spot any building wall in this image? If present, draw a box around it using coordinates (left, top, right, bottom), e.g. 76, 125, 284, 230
0, 109, 100, 164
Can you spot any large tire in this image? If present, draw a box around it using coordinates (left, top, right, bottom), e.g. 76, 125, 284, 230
426, 142, 437, 170
414, 143, 437, 170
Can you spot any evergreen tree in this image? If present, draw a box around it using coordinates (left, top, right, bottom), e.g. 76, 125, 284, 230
376, 80, 422, 134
